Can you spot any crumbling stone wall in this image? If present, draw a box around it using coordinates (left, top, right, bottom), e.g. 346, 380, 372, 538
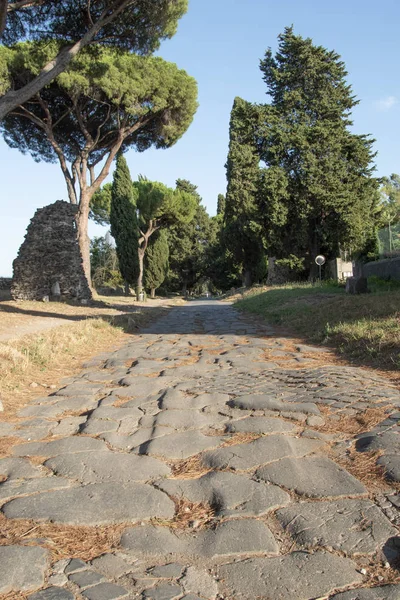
11, 201, 92, 301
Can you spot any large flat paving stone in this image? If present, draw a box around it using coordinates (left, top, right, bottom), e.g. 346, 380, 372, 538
121, 519, 278, 558
331, 585, 400, 599
277, 499, 397, 554
0, 457, 45, 480
45, 451, 170, 483
377, 454, 400, 483
228, 394, 320, 415
3, 482, 175, 524
257, 456, 367, 497
0, 546, 49, 593
202, 435, 322, 471
159, 391, 230, 411
136, 430, 224, 460
218, 551, 363, 600
225, 416, 296, 434
12, 436, 107, 457
28, 587, 75, 600
139, 409, 225, 431
158, 471, 290, 516
0, 476, 72, 502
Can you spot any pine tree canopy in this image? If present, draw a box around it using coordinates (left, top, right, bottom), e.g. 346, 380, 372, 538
0, 43, 198, 167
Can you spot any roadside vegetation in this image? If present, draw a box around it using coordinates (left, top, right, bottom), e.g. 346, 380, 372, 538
235, 280, 400, 371
0, 298, 173, 419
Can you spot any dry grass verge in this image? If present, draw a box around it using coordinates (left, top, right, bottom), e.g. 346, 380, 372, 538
236, 283, 400, 372
0, 514, 125, 561
0, 319, 124, 419
0, 305, 170, 420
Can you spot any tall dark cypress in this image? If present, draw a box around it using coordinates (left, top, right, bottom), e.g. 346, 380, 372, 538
259, 27, 380, 277
224, 97, 266, 287
110, 154, 139, 294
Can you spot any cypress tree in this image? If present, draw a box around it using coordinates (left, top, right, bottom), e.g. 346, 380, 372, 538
217, 193, 226, 216
110, 154, 139, 295
259, 27, 379, 278
144, 229, 170, 298
224, 97, 266, 287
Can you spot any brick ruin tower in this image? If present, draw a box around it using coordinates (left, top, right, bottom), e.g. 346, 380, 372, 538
11, 201, 92, 301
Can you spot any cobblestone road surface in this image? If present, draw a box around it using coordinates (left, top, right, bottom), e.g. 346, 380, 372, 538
0, 301, 399, 599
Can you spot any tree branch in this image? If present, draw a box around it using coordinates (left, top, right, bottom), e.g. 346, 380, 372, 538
0, 0, 133, 119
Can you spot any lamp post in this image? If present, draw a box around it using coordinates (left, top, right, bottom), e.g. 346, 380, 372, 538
315, 255, 326, 283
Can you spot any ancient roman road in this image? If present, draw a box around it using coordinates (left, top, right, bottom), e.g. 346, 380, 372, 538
1, 300, 399, 599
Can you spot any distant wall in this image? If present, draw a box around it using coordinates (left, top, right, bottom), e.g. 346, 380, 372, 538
12, 200, 92, 301
362, 257, 400, 281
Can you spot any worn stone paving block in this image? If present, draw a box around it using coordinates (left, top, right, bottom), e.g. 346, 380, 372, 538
158, 471, 289, 517
28, 587, 75, 600
159, 391, 229, 411
331, 585, 400, 599
55, 383, 103, 396
202, 435, 322, 471
377, 454, 400, 483
149, 564, 184, 578
142, 583, 182, 599
257, 456, 367, 497
89, 406, 142, 421
12, 436, 107, 457
82, 582, 129, 600
3, 482, 175, 524
277, 499, 397, 554
0, 457, 45, 479
0, 422, 16, 436
218, 551, 363, 600
139, 409, 226, 431
45, 451, 170, 483
69, 569, 105, 588
136, 430, 223, 460
90, 554, 134, 579
180, 566, 217, 599
121, 519, 278, 558
225, 416, 296, 434
0, 475, 72, 502
0, 546, 49, 593
228, 394, 320, 415
50, 416, 87, 437
81, 419, 120, 435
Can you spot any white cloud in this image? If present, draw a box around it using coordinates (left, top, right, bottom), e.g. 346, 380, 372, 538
375, 95, 398, 111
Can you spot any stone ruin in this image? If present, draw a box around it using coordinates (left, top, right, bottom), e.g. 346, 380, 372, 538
11, 200, 92, 301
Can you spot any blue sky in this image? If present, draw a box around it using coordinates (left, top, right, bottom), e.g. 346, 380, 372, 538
1, 0, 399, 275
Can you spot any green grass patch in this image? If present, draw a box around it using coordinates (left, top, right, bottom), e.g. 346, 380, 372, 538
235, 282, 400, 370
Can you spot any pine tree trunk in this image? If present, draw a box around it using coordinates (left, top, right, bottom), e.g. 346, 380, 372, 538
124, 281, 130, 296
242, 268, 252, 288
151, 288, 155, 298
76, 195, 92, 290
136, 250, 144, 299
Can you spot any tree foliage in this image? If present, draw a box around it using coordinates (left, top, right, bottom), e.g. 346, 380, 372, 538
0, 0, 188, 118
109, 154, 138, 289
144, 229, 169, 296
258, 27, 380, 277
90, 234, 123, 288
0, 43, 198, 283
224, 97, 266, 287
